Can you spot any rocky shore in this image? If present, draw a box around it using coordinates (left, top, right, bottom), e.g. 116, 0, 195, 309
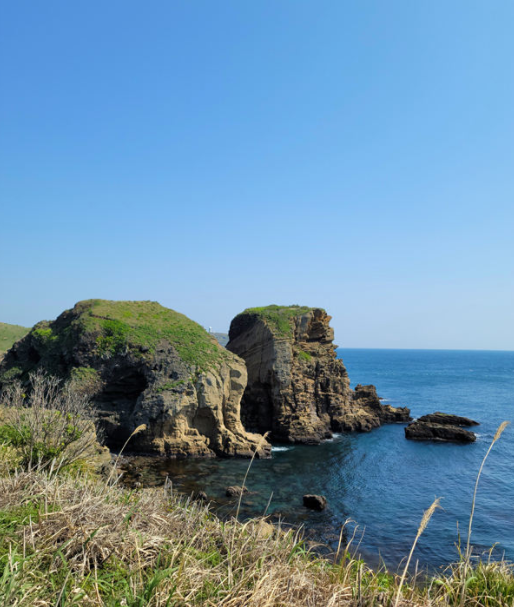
0, 300, 414, 457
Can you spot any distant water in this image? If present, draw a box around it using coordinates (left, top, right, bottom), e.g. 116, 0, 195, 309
124, 349, 514, 571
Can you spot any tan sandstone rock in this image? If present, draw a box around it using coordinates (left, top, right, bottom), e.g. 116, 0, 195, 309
227, 306, 411, 443
0, 300, 271, 459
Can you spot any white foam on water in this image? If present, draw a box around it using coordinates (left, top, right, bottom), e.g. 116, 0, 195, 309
271, 445, 293, 452
324, 433, 343, 443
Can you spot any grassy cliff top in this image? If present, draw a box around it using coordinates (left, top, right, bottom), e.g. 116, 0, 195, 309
16, 300, 225, 373
0, 322, 29, 354
237, 305, 323, 337
73, 299, 226, 368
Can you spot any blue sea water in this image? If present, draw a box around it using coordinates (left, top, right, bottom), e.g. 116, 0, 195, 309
129, 349, 514, 571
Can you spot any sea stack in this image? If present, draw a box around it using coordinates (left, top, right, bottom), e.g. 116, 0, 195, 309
227, 305, 411, 443
0, 300, 271, 458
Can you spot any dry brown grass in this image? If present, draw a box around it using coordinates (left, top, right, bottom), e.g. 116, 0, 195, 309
0, 463, 512, 606
0, 469, 355, 606
0, 371, 99, 470
0, 381, 511, 607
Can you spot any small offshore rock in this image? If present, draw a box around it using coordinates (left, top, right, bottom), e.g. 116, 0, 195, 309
225, 485, 248, 498
417, 412, 479, 427
405, 421, 476, 443
303, 494, 327, 511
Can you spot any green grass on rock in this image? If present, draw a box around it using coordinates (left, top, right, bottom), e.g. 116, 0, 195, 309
238, 305, 322, 337
78, 300, 226, 370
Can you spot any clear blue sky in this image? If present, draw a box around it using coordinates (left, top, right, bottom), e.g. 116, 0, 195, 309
1, 1, 513, 349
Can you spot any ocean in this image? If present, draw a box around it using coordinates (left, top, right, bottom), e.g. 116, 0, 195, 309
124, 349, 514, 571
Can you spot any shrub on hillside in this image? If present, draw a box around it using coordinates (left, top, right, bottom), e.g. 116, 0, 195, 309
0, 371, 98, 470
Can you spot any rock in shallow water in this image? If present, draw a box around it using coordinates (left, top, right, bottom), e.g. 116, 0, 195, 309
417, 412, 479, 427
225, 485, 249, 498
303, 494, 328, 511
405, 421, 476, 443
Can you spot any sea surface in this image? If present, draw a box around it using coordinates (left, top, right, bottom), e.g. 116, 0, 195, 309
124, 349, 514, 571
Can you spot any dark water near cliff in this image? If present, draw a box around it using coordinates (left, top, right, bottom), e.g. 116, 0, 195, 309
124, 349, 514, 571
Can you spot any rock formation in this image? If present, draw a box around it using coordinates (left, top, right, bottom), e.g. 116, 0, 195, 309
303, 494, 327, 511
415, 412, 478, 427
0, 300, 271, 458
226, 305, 411, 443
405, 421, 476, 443
405, 412, 479, 443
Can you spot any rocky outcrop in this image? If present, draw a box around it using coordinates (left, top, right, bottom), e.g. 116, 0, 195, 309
0, 300, 271, 459
405, 421, 476, 443
416, 412, 479, 427
303, 494, 327, 511
405, 412, 479, 443
225, 485, 248, 497
227, 306, 411, 443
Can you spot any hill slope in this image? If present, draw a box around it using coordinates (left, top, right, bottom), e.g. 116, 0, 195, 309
0, 322, 29, 355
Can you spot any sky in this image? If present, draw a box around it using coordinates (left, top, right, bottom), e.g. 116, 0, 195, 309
1, 1, 513, 350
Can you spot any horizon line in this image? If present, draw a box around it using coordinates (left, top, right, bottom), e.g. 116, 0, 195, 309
335, 346, 514, 353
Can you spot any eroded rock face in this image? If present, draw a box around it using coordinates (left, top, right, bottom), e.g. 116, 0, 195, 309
0, 300, 270, 459
227, 307, 411, 443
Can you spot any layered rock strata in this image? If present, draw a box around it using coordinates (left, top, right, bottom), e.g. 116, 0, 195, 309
227, 306, 411, 443
0, 300, 270, 458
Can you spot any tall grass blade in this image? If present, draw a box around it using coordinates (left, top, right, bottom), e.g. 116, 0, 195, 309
394, 497, 441, 607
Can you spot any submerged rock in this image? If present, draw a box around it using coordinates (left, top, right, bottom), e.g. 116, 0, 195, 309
226, 305, 411, 443
225, 485, 248, 497
405, 421, 476, 443
303, 494, 327, 511
0, 299, 271, 459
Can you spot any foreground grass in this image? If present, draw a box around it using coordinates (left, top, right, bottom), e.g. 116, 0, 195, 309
0, 469, 353, 606
0, 465, 512, 607
0, 377, 511, 606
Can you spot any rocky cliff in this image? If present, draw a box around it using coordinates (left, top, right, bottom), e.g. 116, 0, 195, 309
0, 300, 270, 458
227, 306, 411, 443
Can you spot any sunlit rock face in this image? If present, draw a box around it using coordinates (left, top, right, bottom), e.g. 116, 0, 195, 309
227, 306, 411, 444
0, 299, 271, 458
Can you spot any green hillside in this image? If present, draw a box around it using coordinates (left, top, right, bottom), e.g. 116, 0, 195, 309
0, 322, 29, 354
